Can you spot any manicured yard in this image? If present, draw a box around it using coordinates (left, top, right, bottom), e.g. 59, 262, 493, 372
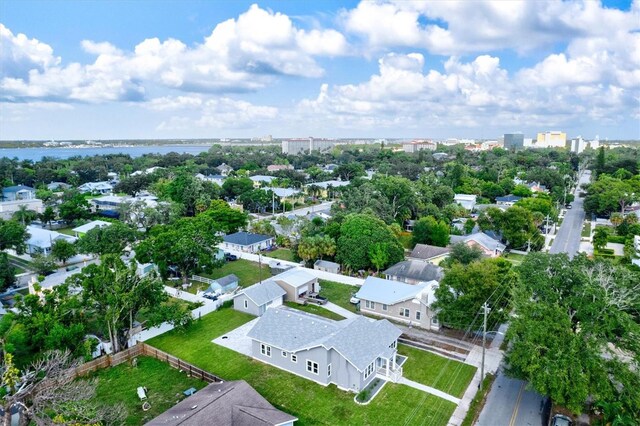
88, 356, 207, 425
8, 254, 33, 272
148, 308, 456, 425
398, 344, 477, 398
503, 252, 527, 266
56, 227, 77, 236
284, 301, 345, 321
264, 248, 295, 262
581, 221, 591, 238
318, 280, 359, 313
200, 259, 266, 287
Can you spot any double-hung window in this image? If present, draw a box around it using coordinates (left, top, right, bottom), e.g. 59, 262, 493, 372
306, 360, 319, 375
399, 308, 410, 317
260, 344, 271, 357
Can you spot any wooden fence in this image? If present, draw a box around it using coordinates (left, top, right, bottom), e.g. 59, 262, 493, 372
74, 343, 222, 384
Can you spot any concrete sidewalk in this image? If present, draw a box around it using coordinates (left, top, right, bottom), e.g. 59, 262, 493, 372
398, 377, 461, 404
322, 302, 357, 319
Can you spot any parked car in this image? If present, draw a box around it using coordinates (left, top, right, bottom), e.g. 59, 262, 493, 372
349, 296, 360, 305
203, 294, 218, 301
65, 265, 79, 272
306, 293, 328, 305
224, 253, 238, 261
565, 204, 572, 209
550, 414, 573, 426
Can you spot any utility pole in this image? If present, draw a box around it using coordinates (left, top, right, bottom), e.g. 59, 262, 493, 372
480, 302, 490, 390
272, 191, 275, 218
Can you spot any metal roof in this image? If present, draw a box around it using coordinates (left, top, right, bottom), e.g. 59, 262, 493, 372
2, 185, 34, 193
355, 276, 431, 305
222, 232, 273, 246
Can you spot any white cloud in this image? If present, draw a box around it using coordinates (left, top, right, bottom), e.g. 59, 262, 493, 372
0, 24, 60, 78
342, 0, 640, 55
0, 4, 348, 103
155, 96, 278, 130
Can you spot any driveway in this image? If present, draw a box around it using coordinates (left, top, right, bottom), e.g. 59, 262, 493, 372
212, 317, 260, 356
323, 302, 357, 319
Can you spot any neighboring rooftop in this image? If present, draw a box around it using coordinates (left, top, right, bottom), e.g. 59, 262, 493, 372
383, 260, 444, 283
450, 231, 506, 252
145, 380, 297, 426
72, 220, 112, 235
237, 281, 286, 307
273, 268, 316, 288
409, 244, 451, 260
223, 232, 273, 246
2, 185, 34, 193
495, 195, 522, 203
356, 277, 435, 305
215, 274, 239, 287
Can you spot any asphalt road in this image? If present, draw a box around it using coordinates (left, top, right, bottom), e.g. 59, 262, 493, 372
549, 170, 590, 257
476, 170, 591, 426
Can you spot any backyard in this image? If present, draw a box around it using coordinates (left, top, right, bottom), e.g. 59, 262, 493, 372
88, 356, 207, 425
502, 252, 527, 266
318, 279, 359, 313
398, 344, 477, 398
283, 301, 345, 321
263, 248, 295, 262
148, 308, 457, 425
194, 259, 266, 289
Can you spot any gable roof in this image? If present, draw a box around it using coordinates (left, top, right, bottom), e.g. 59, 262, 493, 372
250, 175, 275, 183
383, 260, 443, 282
223, 232, 273, 246
272, 268, 316, 289
237, 281, 286, 307
356, 277, 431, 305
145, 380, 297, 426
215, 274, 239, 287
72, 220, 112, 234
409, 244, 451, 260
247, 308, 401, 372
495, 195, 522, 203
313, 259, 340, 269
26, 226, 76, 249
465, 231, 506, 252
2, 185, 34, 193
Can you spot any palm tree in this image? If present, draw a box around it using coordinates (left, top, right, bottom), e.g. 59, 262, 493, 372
13, 205, 37, 226
610, 212, 624, 228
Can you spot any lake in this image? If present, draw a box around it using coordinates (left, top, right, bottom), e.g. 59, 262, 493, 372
0, 145, 216, 161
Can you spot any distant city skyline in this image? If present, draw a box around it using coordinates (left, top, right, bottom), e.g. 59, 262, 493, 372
1, 0, 639, 140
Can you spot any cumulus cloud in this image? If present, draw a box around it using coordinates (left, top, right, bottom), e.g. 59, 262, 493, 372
0, 4, 348, 103
342, 0, 640, 55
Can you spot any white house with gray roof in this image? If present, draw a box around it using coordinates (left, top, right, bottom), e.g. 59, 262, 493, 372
356, 277, 440, 331
247, 307, 403, 392
222, 232, 275, 253
383, 259, 444, 285
233, 281, 286, 317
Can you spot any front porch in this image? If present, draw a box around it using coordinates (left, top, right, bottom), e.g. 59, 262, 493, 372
376, 353, 407, 383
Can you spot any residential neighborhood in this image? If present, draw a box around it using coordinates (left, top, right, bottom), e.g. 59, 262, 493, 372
1, 1, 639, 424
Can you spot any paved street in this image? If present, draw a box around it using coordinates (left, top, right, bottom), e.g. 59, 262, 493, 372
549, 170, 591, 257
476, 170, 591, 426
272, 201, 334, 218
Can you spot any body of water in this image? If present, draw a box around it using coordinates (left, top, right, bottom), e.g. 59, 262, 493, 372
0, 145, 216, 161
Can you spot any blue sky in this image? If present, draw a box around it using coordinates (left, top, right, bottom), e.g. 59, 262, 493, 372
1, 0, 638, 140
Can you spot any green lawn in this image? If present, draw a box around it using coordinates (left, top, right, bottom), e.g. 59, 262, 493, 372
148, 308, 456, 425
283, 301, 345, 321
581, 221, 591, 238
398, 232, 414, 250
318, 280, 359, 313
200, 259, 266, 288
264, 248, 295, 262
57, 227, 77, 236
88, 356, 207, 425
7, 254, 32, 273
398, 344, 477, 398
503, 252, 526, 266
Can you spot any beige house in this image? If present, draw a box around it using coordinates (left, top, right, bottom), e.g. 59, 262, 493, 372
356, 277, 440, 331
272, 268, 321, 304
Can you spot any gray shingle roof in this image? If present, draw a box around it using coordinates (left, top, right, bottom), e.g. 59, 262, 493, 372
215, 274, 239, 287
2, 185, 34, 193
495, 195, 522, 203
237, 281, 286, 307
247, 308, 401, 371
356, 277, 430, 305
383, 260, 444, 283
452, 231, 506, 252
223, 232, 273, 246
145, 380, 297, 426
409, 244, 451, 260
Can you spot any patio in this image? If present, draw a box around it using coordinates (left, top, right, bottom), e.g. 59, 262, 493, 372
212, 317, 259, 356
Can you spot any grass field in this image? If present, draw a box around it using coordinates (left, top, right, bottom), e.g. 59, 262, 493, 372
318, 280, 358, 313
200, 259, 266, 288
264, 248, 295, 262
398, 344, 477, 398
503, 252, 527, 266
57, 227, 77, 236
283, 301, 345, 320
7, 254, 33, 273
89, 356, 207, 425
581, 221, 592, 238
148, 308, 456, 425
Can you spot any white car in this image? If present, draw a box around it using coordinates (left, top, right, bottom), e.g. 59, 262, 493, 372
349, 296, 360, 305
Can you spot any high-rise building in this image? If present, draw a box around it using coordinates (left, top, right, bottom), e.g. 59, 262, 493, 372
503, 133, 525, 150
402, 140, 437, 153
535, 131, 567, 148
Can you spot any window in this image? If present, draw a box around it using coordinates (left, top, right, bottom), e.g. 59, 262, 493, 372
307, 360, 319, 375
432, 317, 439, 325
382, 304, 388, 311
327, 364, 332, 377
399, 308, 410, 318
389, 340, 397, 349
291, 354, 297, 363
364, 362, 375, 379
365, 300, 376, 309
282, 351, 287, 358
244, 300, 248, 309
260, 344, 271, 357
416, 311, 421, 320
